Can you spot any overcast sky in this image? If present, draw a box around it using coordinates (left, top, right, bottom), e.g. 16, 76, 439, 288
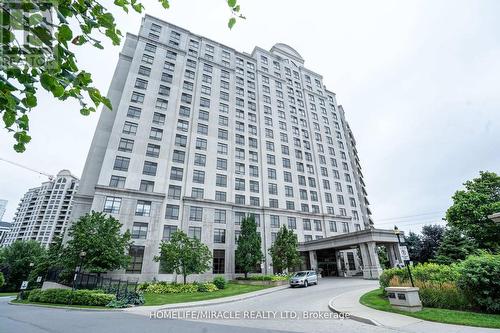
1, 0, 499, 234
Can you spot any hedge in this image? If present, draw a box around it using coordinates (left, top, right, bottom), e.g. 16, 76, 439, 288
27, 288, 115, 306
235, 274, 290, 281
457, 254, 500, 313
143, 282, 219, 294
379, 254, 500, 313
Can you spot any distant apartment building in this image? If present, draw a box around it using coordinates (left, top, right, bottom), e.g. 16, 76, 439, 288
0, 199, 7, 221
2, 170, 79, 248
70, 15, 375, 281
0, 222, 12, 245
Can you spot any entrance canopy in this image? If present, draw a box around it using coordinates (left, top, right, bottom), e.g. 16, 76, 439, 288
298, 228, 400, 252
298, 228, 403, 279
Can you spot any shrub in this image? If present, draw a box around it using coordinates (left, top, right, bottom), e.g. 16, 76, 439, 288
197, 282, 218, 292
106, 299, 129, 308
212, 276, 227, 290
27, 288, 115, 306
120, 291, 145, 305
137, 281, 150, 291
235, 274, 290, 281
379, 263, 460, 289
145, 282, 198, 294
457, 253, 500, 313
391, 276, 470, 310
0, 272, 4, 288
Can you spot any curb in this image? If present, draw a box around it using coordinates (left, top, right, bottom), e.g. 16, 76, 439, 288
129, 284, 290, 313
8, 300, 122, 312
327, 294, 381, 326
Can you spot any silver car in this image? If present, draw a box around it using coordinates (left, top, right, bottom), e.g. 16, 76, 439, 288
289, 270, 318, 287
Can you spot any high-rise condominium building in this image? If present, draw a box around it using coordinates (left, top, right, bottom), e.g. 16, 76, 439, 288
71, 15, 373, 281
2, 170, 79, 248
0, 199, 7, 221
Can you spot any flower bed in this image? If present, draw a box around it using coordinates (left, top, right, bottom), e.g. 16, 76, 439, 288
379, 254, 500, 313
139, 281, 219, 294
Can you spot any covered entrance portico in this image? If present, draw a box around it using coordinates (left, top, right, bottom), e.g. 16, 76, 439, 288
298, 228, 403, 279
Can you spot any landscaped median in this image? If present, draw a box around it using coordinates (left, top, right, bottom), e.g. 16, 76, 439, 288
360, 253, 500, 329
360, 288, 500, 329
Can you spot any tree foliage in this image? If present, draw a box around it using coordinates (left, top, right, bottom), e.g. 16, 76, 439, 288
62, 211, 131, 274
446, 171, 500, 252
1, 0, 244, 152
235, 215, 263, 278
268, 226, 302, 273
404, 231, 423, 263
0, 240, 46, 291
434, 227, 476, 265
419, 224, 445, 263
155, 230, 212, 284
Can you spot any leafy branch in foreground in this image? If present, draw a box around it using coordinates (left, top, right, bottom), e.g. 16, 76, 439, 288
1, 0, 244, 152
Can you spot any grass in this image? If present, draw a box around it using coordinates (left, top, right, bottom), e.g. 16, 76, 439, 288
0, 292, 19, 297
11, 299, 109, 309
360, 289, 500, 329
144, 282, 271, 306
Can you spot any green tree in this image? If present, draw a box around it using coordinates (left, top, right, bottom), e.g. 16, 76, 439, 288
0, 240, 46, 291
235, 215, 263, 278
434, 227, 476, 265
377, 246, 390, 269
419, 224, 445, 262
446, 171, 500, 252
30, 236, 65, 281
404, 231, 423, 263
155, 230, 212, 284
62, 211, 131, 275
268, 226, 302, 273
0, 272, 4, 288
1, 0, 244, 152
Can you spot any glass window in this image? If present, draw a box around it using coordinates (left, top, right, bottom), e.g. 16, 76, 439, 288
165, 205, 179, 220
162, 225, 178, 241
135, 200, 151, 217
131, 222, 148, 239
103, 196, 121, 214
126, 246, 144, 274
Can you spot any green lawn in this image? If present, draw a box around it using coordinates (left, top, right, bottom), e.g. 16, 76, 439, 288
144, 283, 271, 306
0, 292, 18, 297
360, 289, 500, 329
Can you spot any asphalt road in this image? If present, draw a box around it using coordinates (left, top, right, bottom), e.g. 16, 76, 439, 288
0, 277, 398, 333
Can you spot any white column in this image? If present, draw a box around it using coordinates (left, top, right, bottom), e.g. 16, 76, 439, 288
309, 250, 318, 271
366, 242, 383, 279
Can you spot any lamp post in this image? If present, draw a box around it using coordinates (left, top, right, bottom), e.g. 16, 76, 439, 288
72, 251, 87, 291
394, 226, 414, 287
69, 251, 86, 305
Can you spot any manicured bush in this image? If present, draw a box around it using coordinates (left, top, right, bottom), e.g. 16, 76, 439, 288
197, 282, 218, 292
27, 288, 115, 306
235, 274, 290, 281
457, 253, 500, 313
120, 291, 145, 305
212, 276, 227, 290
390, 276, 470, 310
379, 263, 460, 289
145, 282, 200, 294
106, 299, 129, 308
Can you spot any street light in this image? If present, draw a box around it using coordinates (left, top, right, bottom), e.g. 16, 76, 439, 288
72, 251, 87, 291
69, 251, 87, 305
394, 226, 415, 287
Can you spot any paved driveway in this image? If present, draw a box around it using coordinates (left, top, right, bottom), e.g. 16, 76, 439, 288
0, 277, 402, 333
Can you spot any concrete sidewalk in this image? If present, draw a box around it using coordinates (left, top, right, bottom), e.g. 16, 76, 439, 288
126, 284, 290, 316
328, 286, 498, 333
